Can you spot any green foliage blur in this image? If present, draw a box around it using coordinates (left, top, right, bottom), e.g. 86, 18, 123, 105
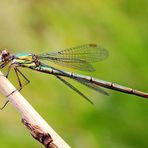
0, 0, 148, 147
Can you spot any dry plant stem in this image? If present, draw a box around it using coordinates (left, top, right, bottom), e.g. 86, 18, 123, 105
0, 71, 70, 148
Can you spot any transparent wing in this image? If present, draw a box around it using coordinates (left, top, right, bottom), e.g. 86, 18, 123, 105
38, 43, 109, 72
73, 77, 109, 96
56, 75, 93, 104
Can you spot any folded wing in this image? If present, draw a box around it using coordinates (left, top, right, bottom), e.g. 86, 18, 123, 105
38, 43, 109, 72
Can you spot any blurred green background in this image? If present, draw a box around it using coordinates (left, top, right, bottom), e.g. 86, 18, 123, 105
0, 0, 148, 148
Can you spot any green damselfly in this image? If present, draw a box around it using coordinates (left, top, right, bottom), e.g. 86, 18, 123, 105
0, 43, 148, 108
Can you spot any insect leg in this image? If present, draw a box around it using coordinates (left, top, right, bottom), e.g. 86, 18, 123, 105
14, 67, 30, 91
0, 100, 9, 110
6, 67, 30, 97
0, 64, 13, 110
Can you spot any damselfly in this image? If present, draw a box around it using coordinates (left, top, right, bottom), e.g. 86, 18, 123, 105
0, 43, 147, 108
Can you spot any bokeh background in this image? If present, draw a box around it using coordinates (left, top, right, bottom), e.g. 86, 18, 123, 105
0, 0, 148, 148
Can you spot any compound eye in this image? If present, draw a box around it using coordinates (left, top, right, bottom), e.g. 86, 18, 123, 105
2, 50, 9, 58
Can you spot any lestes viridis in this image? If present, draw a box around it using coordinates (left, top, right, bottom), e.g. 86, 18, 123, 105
0, 43, 148, 108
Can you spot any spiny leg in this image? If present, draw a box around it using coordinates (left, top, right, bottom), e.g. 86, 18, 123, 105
1, 67, 30, 110
0, 65, 12, 110
0, 100, 9, 110
7, 67, 30, 97
0, 64, 12, 78
5, 64, 12, 78
14, 67, 30, 91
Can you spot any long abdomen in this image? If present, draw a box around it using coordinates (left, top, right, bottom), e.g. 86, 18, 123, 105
32, 64, 148, 99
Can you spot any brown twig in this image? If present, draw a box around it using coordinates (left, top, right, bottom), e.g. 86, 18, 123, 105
0, 71, 70, 148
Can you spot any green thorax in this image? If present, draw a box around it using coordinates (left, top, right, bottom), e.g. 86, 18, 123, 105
13, 53, 36, 67
15, 53, 33, 60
